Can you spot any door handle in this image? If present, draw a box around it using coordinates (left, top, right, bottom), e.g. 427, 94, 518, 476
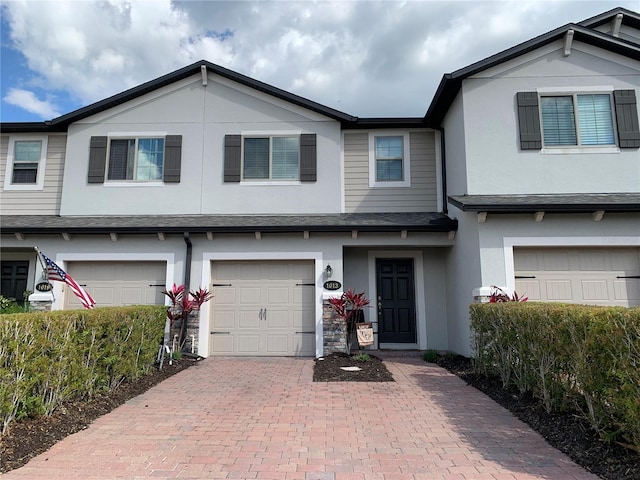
259, 308, 263, 321
263, 308, 267, 321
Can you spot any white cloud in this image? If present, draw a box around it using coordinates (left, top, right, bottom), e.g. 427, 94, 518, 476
3, 88, 60, 119
2, 0, 637, 119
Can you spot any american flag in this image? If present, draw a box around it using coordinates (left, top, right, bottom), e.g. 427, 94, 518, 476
40, 252, 96, 309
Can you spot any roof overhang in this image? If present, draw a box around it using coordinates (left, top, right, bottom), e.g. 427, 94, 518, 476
448, 194, 640, 214
0, 213, 458, 236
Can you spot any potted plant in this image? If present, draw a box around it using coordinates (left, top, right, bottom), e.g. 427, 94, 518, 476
328, 288, 370, 355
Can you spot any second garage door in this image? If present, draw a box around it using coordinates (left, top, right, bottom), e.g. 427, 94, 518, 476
514, 247, 640, 307
209, 260, 315, 356
64, 261, 166, 309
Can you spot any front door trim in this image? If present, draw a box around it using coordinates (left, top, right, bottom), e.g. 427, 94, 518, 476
368, 250, 426, 350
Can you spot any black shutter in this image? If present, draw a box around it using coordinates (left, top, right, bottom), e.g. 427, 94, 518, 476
163, 135, 182, 183
516, 92, 542, 150
614, 90, 640, 148
224, 134, 241, 182
299, 133, 317, 182
88, 136, 107, 183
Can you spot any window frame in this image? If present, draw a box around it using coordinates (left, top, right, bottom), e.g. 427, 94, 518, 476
104, 132, 167, 184
368, 131, 411, 188
536, 86, 620, 154
240, 131, 302, 184
3, 135, 48, 191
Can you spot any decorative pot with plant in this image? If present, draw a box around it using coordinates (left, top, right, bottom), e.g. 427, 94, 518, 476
162, 284, 213, 358
328, 289, 370, 355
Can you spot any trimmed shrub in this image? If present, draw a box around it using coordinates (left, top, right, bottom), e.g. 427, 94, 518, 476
0, 306, 165, 434
470, 302, 640, 448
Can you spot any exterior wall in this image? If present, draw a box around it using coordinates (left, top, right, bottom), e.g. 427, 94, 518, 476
0, 133, 66, 215
460, 41, 640, 195
443, 204, 482, 357
343, 130, 438, 213
441, 94, 467, 196
60, 73, 343, 216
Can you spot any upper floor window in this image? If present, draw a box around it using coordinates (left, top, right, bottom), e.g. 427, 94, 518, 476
517, 89, 640, 151
368, 132, 410, 188
243, 136, 299, 180
223, 133, 317, 183
107, 137, 165, 181
87, 134, 182, 184
540, 94, 614, 147
375, 136, 404, 181
3, 136, 48, 191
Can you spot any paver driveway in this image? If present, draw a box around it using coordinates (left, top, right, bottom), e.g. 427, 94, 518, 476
3, 356, 598, 480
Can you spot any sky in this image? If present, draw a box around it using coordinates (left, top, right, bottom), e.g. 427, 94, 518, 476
1, 0, 638, 122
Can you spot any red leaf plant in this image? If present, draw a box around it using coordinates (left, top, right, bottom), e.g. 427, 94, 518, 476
328, 289, 371, 354
489, 285, 528, 303
162, 284, 214, 350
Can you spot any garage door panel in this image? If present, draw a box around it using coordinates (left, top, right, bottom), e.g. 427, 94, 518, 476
581, 280, 609, 301
266, 310, 289, 328
213, 311, 235, 329
121, 287, 144, 305
266, 335, 288, 354
267, 286, 290, 304
210, 260, 315, 356
239, 286, 261, 304
237, 335, 260, 354
239, 310, 260, 328
614, 280, 640, 301
514, 248, 639, 307
211, 334, 234, 353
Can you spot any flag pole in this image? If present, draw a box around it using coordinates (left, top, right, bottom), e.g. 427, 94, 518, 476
33, 246, 56, 303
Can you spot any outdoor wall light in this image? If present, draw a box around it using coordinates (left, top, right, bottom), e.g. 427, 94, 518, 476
325, 264, 333, 278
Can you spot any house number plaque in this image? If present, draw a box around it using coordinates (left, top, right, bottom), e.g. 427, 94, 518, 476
35, 282, 53, 292
323, 281, 341, 291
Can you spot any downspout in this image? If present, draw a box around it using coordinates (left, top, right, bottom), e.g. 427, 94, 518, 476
182, 232, 193, 346
183, 232, 192, 289
435, 126, 448, 214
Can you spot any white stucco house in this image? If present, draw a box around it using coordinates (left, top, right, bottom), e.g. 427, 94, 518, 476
1, 7, 639, 357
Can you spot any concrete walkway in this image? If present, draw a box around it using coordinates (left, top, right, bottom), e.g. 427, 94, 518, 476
3, 357, 598, 480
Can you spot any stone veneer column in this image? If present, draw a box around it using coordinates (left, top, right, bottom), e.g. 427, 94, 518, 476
322, 298, 347, 355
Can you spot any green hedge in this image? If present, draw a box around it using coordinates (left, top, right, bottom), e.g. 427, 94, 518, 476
470, 302, 640, 448
0, 306, 166, 434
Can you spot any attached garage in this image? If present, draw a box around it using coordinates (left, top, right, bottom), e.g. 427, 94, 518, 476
209, 260, 315, 356
64, 261, 166, 309
514, 247, 640, 307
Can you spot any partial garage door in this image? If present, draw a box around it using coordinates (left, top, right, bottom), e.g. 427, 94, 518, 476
210, 260, 315, 356
64, 261, 166, 309
514, 247, 640, 307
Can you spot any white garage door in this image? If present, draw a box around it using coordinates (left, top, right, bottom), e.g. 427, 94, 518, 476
209, 260, 315, 356
65, 261, 166, 309
514, 247, 640, 307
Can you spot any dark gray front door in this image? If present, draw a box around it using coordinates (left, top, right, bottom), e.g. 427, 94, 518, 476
1, 261, 29, 305
376, 258, 416, 343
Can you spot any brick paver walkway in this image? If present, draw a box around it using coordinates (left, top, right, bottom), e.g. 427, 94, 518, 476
2, 356, 598, 479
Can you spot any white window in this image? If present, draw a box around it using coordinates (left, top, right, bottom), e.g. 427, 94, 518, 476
368, 132, 410, 187
3, 136, 48, 191
107, 137, 164, 181
243, 136, 299, 180
540, 93, 615, 147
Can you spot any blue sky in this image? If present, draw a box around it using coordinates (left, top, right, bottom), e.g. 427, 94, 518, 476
1, 0, 638, 123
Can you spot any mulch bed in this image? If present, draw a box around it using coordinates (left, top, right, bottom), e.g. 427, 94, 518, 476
313, 352, 395, 382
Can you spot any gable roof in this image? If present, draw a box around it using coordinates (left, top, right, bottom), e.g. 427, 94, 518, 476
1, 60, 359, 133
426, 7, 640, 127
